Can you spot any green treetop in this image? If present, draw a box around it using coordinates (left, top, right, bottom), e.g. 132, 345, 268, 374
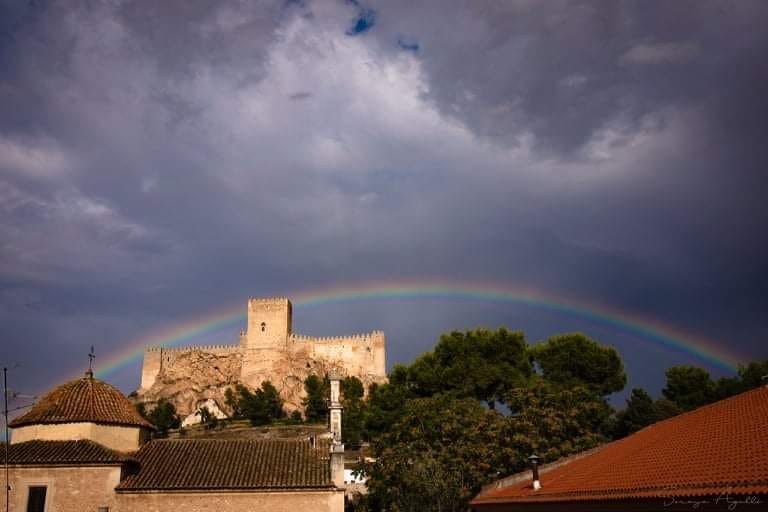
662, 365, 717, 411
529, 333, 626, 396
404, 327, 532, 408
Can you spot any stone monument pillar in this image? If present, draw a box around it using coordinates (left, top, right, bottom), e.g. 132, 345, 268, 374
329, 373, 343, 443
328, 371, 345, 488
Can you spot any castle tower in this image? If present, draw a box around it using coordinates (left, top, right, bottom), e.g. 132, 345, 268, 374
243, 297, 292, 348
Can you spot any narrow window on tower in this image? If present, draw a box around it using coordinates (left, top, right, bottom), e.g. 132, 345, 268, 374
26, 486, 47, 512
261, 322, 266, 332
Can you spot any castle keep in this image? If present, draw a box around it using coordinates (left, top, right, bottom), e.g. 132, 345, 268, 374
137, 298, 387, 417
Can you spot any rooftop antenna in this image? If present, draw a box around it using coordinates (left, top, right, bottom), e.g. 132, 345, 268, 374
3, 365, 36, 512
3, 365, 8, 512
4, 365, 18, 512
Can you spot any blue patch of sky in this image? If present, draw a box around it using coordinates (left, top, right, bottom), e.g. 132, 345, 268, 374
347, 7, 376, 35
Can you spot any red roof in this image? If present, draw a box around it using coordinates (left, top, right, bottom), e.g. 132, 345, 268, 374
9, 371, 154, 430
472, 386, 768, 508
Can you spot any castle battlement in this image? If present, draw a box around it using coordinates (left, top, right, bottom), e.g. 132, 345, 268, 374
289, 330, 384, 344
247, 297, 291, 308
145, 344, 239, 353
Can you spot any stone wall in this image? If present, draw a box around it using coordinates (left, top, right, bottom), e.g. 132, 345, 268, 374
296, 330, 386, 378
141, 347, 162, 389
9, 465, 121, 512
116, 490, 344, 512
239, 330, 388, 411
8, 467, 343, 512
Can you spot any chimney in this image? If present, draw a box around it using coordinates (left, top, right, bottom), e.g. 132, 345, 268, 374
328, 371, 345, 488
529, 454, 541, 490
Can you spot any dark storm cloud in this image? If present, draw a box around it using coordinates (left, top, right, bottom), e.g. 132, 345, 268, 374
0, 0, 766, 401
366, 1, 768, 153
362, 0, 768, 340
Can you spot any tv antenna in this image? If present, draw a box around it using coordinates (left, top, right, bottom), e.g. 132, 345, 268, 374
3, 365, 37, 512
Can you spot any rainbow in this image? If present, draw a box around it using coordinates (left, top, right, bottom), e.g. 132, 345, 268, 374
75, 280, 743, 386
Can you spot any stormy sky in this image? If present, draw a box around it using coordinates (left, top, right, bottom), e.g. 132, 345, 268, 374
1, 0, 766, 408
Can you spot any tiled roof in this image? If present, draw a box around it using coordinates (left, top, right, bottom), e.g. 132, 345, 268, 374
117, 438, 334, 491
9, 371, 154, 429
473, 386, 768, 507
1, 440, 128, 465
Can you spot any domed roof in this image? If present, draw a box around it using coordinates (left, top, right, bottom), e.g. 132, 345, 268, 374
10, 370, 154, 430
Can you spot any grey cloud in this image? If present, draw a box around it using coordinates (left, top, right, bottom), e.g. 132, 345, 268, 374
619, 41, 700, 65
288, 91, 313, 100
364, 0, 768, 155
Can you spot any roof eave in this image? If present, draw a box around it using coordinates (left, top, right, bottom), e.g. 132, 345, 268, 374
115, 485, 338, 494
9, 419, 155, 430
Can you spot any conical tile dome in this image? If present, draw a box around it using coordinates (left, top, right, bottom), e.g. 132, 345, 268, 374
10, 371, 153, 429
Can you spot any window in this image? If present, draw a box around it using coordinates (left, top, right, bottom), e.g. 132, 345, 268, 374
26, 486, 46, 512
260, 322, 266, 332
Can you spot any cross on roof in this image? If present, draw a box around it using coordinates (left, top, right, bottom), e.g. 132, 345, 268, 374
88, 345, 96, 371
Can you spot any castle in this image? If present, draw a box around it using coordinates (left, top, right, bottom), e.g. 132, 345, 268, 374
136, 297, 387, 418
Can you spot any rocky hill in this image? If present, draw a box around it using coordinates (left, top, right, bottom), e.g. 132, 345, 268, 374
134, 349, 242, 419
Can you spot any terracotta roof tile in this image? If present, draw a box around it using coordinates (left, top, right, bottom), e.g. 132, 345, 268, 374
116, 438, 334, 491
473, 386, 768, 507
9, 372, 153, 429
1, 440, 128, 465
